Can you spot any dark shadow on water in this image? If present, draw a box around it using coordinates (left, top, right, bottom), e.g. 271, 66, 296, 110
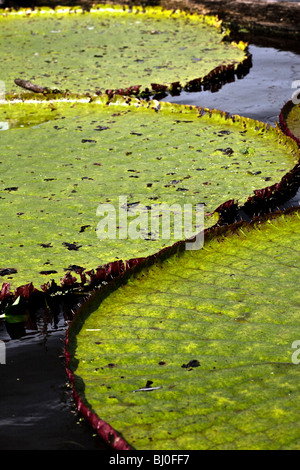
0, 294, 111, 450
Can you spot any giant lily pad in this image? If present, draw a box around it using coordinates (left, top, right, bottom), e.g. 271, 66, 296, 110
0, 95, 299, 300
279, 100, 300, 147
66, 208, 300, 450
0, 5, 250, 96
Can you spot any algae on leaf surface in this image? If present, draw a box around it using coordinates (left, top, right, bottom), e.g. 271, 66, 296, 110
0, 5, 249, 96
0, 95, 299, 297
67, 208, 300, 450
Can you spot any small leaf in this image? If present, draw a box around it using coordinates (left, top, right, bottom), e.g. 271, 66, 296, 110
279, 100, 300, 147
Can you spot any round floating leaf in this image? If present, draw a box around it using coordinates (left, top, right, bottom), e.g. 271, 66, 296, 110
0, 96, 299, 297
279, 100, 300, 147
66, 208, 300, 450
0, 5, 250, 96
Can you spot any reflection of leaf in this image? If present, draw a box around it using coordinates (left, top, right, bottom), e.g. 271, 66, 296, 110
66, 208, 300, 450
0, 5, 250, 96
0, 95, 299, 298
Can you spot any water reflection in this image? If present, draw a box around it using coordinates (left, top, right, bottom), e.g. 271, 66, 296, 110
162, 44, 300, 127
0, 292, 85, 342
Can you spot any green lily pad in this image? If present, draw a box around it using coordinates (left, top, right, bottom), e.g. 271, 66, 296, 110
0, 95, 299, 298
66, 208, 300, 450
0, 5, 250, 96
279, 100, 300, 147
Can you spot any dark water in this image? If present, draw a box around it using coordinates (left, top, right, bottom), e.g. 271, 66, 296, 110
0, 33, 300, 450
